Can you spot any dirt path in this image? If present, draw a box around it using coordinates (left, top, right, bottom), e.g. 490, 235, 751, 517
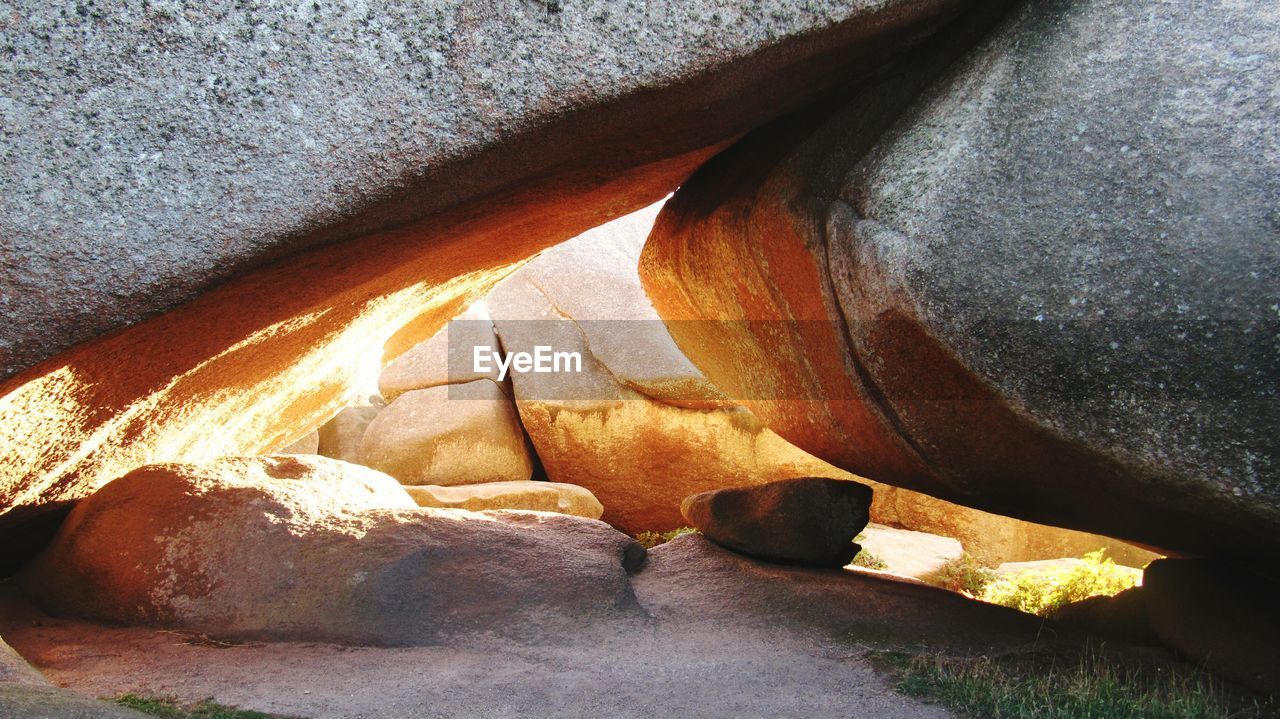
1, 537, 1068, 718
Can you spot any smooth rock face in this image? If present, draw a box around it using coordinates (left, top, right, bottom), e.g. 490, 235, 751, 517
316, 405, 382, 464
854, 524, 961, 579
404, 481, 603, 519
378, 303, 502, 402
869, 483, 1157, 567
19, 456, 645, 645
680, 477, 873, 567
483, 203, 861, 532
641, 0, 1280, 561
278, 430, 319, 455
0, 0, 971, 382
1143, 559, 1280, 693
1049, 587, 1158, 648
358, 380, 532, 486
0, 0, 968, 567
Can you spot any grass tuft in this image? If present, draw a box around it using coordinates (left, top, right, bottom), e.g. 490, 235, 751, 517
114, 694, 301, 719
980, 550, 1139, 617
920, 553, 997, 597
896, 650, 1273, 719
634, 526, 699, 549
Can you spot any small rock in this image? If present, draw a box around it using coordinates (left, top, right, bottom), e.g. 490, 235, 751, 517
680, 478, 872, 567
404, 481, 604, 519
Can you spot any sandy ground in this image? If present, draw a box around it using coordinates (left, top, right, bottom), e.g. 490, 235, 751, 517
0, 536, 1070, 718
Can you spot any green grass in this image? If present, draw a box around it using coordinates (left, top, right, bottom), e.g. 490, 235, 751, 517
980, 550, 1140, 616
635, 526, 699, 549
893, 651, 1274, 719
920, 553, 997, 597
850, 548, 888, 570
114, 694, 302, 719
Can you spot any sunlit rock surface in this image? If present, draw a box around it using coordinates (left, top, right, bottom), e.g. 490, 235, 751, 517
0, 0, 972, 568
641, 0, 1280, 562
404, 481, 603, 519
20, 456, 644, 645
359, 381, 532, 486
485, 204, 861, 532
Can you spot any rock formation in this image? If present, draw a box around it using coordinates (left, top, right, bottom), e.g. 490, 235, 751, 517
20, 456, 645, 645
0, 0, 973, 563
640, 0, 1280, 563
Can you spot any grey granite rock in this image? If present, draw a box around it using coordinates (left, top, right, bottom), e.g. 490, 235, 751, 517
0, 0, 968, 380
644, 0, 1279, 561
831, 0, 1279, 555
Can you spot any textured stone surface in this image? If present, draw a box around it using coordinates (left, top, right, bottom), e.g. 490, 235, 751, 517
0, 0, 968, 567
634, 533, 1049, 650
642, 0, 1280, 562
316, 405, 382, 465
404, 481, 603, 519
358, 380, 532, 486
681, 478, 873, 567
484, 203, 860, 532
0, 0, 969, 381
0, 685, 149, 719
1143, 559, 1280, 693
19, 455, 645, 645
869, 482, 1157, 567
378, 303, 501, 401
0, 637, 45, 687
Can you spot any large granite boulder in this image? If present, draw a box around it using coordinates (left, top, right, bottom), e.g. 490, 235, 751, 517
358, 379, 532, 485
1143, 559, 1280, 693
680, 477, 873, 567
0, 0, 972, 569
641, 0, 1280, 562
19, 455, 645, 645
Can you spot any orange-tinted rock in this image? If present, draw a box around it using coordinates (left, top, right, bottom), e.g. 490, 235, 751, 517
483, 203, 861, 533
19, 456, 645, 645
0, 0, 977, 569
640, 1, 1280, 562
358, 381, 532, 486
868, 483, 1157, 567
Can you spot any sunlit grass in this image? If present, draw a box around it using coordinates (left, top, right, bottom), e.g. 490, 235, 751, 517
890, 650, 1274, 719
634, 526, 699, 549
981, 550, 1140, 616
